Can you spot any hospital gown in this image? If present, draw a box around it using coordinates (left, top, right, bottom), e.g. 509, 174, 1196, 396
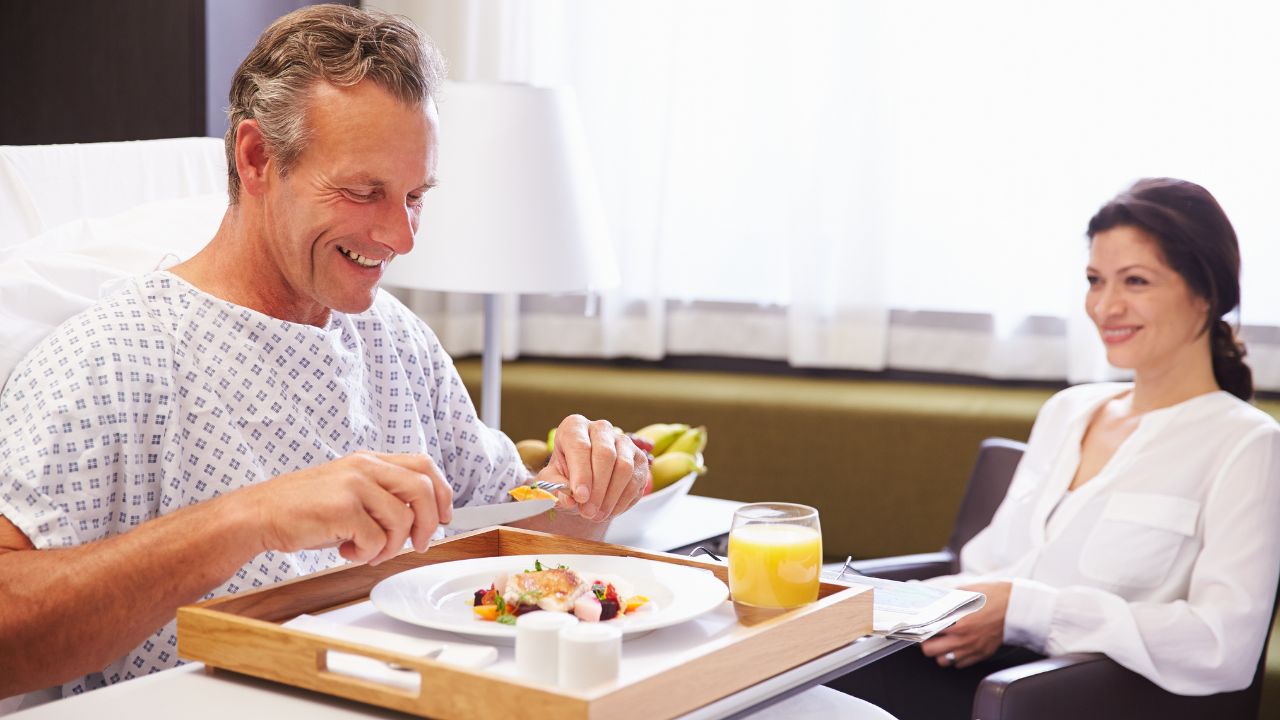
0, 271, 528, 696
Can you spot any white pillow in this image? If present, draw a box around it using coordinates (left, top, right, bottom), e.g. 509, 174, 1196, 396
0, 193, 227, 387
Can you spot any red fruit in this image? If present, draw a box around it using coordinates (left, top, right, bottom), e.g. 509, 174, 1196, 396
642, 472, 654, 495
628, 433, 655, 454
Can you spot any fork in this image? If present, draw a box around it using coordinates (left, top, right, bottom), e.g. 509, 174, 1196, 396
829, 555, 866, 580
533, 479, 566, 494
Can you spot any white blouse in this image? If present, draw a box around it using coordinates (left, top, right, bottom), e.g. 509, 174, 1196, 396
930, 382, 1280, 695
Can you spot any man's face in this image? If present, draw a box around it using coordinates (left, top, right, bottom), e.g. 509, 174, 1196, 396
260, 80, 439, 322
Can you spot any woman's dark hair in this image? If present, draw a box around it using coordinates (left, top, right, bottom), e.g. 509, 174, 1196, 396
1086, 177, 1252, 400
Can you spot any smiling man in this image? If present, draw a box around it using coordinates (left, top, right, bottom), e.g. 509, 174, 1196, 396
0, 5, 647, 708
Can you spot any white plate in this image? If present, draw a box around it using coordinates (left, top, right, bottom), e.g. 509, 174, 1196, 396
370, 554, 728, 640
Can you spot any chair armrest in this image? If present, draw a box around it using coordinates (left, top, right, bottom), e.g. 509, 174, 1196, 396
848, 551, 955, 582
973, 653, 1255, 720
973, 653, 1111, 720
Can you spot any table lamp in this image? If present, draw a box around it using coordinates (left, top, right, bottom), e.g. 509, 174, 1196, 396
383, 81, 618, 430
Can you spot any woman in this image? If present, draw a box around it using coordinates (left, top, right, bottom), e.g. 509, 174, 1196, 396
833, 178, 1280, 718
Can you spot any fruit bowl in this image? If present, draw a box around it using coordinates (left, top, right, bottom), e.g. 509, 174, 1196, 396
604, 454, 701, 544
516, 424, 707, 545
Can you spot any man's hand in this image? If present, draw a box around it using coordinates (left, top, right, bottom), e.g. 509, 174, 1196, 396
0, 451, 451, 697
536, 415, 650, 523
241, 451, 453, 566
919, 581, 1011, 669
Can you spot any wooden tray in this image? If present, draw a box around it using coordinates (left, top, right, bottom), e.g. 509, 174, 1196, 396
178, 527, 872, 720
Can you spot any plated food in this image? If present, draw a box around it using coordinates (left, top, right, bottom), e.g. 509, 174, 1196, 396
472, 559, 649, 624
369, 553, 729, 640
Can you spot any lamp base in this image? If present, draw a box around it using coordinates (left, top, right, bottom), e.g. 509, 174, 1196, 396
481, 292, 502, 430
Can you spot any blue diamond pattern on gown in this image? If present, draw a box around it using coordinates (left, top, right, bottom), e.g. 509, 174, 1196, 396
0, 272, 528, 697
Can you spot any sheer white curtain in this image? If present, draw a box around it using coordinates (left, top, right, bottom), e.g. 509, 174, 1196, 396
371, 0, 890, 369
869, 0, 1280, 389
370, 0, 1280, 390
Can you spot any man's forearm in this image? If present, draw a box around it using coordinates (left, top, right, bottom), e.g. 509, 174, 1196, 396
0, 494, 262, 697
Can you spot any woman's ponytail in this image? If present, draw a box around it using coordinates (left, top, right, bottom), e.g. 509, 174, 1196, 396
1210, 319, 1253, 401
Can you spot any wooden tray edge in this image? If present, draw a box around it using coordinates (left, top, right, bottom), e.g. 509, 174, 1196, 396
178, 527, 874, 720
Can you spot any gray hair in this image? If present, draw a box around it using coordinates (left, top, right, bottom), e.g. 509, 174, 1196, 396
224, 4, 446, 203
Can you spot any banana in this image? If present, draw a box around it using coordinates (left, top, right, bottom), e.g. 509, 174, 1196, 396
516, 439, 551, 470
665, 425, 707, 456
634, 423, 689, 455
650, 451, 706, 492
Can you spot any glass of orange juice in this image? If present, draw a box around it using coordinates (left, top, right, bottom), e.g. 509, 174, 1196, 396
728, 503, 822, 610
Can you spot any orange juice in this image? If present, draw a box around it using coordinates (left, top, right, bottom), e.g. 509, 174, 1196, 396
728, 523, 822, 608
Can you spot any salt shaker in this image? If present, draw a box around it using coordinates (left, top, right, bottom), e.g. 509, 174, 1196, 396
515, 612, 579, 685
557, 622, 622, 690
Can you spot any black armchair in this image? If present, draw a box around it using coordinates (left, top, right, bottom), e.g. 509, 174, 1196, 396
974, 651, 1264, 720
853, 437, 1275, 720
851, 437, 1025, 583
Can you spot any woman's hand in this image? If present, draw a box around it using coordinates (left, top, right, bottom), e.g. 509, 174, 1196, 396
919, 581, 1011, 669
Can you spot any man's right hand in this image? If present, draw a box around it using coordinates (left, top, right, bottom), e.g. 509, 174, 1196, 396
240, 451, 453, 566
0, 451, 453, 698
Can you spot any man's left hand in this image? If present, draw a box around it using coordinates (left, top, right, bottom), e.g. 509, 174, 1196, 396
919, 581, 1011, 669
535, 414, 650, 522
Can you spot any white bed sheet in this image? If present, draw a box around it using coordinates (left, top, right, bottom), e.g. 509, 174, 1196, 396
0, 137, 226, 249
0, 137, 230, 387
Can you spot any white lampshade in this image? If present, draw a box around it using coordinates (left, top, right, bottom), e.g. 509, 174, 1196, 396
383, 81, 618, 294
382, 81, 616, 430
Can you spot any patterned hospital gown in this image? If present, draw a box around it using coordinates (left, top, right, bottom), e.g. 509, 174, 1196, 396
0, 271, 528, 696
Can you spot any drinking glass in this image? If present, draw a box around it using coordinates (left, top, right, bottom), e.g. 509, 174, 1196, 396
728, 502, 822, 610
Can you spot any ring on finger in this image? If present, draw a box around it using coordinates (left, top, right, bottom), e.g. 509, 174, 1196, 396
944, 651, 957, 666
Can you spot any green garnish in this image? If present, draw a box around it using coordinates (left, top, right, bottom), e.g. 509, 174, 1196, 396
493, 593, 517, 623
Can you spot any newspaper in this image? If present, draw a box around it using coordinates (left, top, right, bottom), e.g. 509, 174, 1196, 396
821, 569, 986, 642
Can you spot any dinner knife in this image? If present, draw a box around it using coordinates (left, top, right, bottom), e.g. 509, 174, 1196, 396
444, 499, 556, 531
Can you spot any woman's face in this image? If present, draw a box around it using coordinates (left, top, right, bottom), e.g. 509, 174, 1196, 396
1086, 225, 1210, 374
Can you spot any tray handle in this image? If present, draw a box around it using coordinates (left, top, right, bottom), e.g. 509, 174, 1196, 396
311, 640, 428, 700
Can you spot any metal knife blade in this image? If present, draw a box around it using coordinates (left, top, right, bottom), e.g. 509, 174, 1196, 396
444, 498, 556, 531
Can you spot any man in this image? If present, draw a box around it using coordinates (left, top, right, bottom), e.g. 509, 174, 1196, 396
0, 5, 648, 705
